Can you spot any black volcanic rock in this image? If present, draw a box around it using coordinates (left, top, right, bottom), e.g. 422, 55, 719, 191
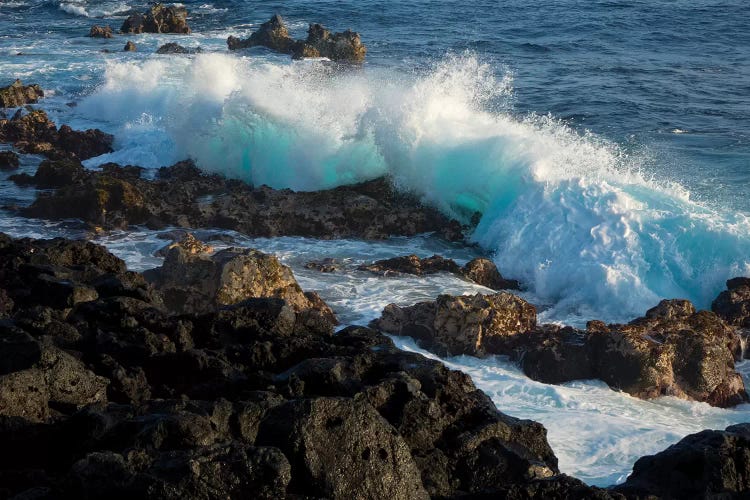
0, 233, 615, 499
156, 42, 202, 54
20, 160, 465, 240
0, 150, 19, 170
615, 423, 750, 498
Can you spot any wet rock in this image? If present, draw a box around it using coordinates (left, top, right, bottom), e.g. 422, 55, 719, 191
293, 23, 367, 63
257, 397, 429, 499
155, 232, 213, 257
21, 161, 464, 240
156, 42, 202, 54
0, 110, 112, 161
360, 254, 520, 290
88, 25, 113, 38
372, 292, 537, 356
0, 150, 19, 170
305, 258, 341, 273
10, 159, 87, 188
615, 423, 750, 498
123, 40, 136, 52
121, 3, 191, 34
712, 276, 750, 328
463, 256, 520, 290
0, 80, 43, 108
229, 15, 367, 63
146, 245, 337, 333
227, 14, 294, 52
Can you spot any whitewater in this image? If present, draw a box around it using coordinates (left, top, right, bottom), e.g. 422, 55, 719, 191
2, 0, 750, 487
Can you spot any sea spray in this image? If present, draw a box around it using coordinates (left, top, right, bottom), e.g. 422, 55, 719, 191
77, 52, 750, 322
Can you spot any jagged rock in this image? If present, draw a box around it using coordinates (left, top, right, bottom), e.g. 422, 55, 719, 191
155, 232, 213, 257
305, 258, 341, 273
293, 23, 367, 62
20, 161, 464, 240
88, 25, 113, 38
10, 159, 87, 188
145, 245, 338, 334
227, 14, 294, 52
0, 80, 43, 108
0, 150, 19, 170
228, 15, 367, 63
615, 423, 750, 498
156, 42, 202, 54
123, 41, 136, 52
257, 397, 429, 499
463, 257, 520, 290
372, 292, 537, 357
0, 110, 112, 161
359, 254, 520, 290
121, 3, 191, 34
712, 276, 750, 329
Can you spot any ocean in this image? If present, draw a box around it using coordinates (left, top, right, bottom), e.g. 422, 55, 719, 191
1, 0, 749, 486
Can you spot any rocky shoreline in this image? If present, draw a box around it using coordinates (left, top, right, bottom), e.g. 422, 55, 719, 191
2, 14, 750, 497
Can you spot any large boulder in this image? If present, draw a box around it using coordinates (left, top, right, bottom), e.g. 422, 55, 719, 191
0, 80, 43, 108
121, 3, 191, 34
615, 423, 750, 498
372, 292, 537, 356
88, 25, 113, 38
712, 277, 750, 329
292, 23, 367, 63
227, 14, 294, 52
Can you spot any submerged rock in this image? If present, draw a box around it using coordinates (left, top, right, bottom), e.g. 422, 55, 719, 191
228, 14, 367, 62
0, 150, 19, 170
156, 42, 202, 54
0, 233, 604, 499
359, 254, 520, 290
121, 3, 191, 34
0, 79, 43, 108
88, 25, 113, 38
123, 40, 136, 52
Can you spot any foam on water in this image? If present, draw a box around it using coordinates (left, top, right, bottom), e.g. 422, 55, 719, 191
75, 52, 750, 324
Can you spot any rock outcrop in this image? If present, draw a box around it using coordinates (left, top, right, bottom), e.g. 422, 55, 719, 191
360, 254, 520, 290
120, 3, 191, 34
19, 160, 464, 240
88, 25, 113, 38
156, 42, 202, 54
0, 233, 606, 499
228, 14, 366, 63
615, 423, 750, 498
373, 295, 748, 407
712, 277, 750, 330
0, 150, 19, 170
372, 292, 537, 357
0, 110, 113, 161
0, 79, 43, 108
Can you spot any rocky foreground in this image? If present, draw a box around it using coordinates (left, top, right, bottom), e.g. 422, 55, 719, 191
0, 233, 749, 499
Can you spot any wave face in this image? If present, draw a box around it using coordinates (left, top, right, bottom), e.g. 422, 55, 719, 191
79, 53, 750, 323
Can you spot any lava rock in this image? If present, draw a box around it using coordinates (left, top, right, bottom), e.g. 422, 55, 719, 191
227, 14, 294, 52
121, 3, 191, 34
712, 276, 750, 328
88, 25, 113, 38
156, 42, 202, 54
0, 80, 43, 108
0, 150, 19, 170
372, 292, 537, 357
292, 23, 367, 63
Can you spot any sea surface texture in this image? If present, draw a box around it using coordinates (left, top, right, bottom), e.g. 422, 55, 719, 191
1, 0, 749, 486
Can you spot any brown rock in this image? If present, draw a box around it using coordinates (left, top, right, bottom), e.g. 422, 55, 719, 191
462, 257, 520, 290
88, 25, 113, 38
123, 41, 136, 52
0, 150, 19, 170
372, 292, 537, 356
121, 3, 191, 34
227, 14, 294, 52
712, 277, 750, 328
0, 80, 43, 108
294, 23, 367, 62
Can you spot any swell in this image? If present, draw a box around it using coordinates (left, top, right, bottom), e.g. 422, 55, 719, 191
77, 52, 750, 323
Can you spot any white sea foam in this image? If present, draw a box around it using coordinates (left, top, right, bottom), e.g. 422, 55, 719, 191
76, 52, 750, 324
